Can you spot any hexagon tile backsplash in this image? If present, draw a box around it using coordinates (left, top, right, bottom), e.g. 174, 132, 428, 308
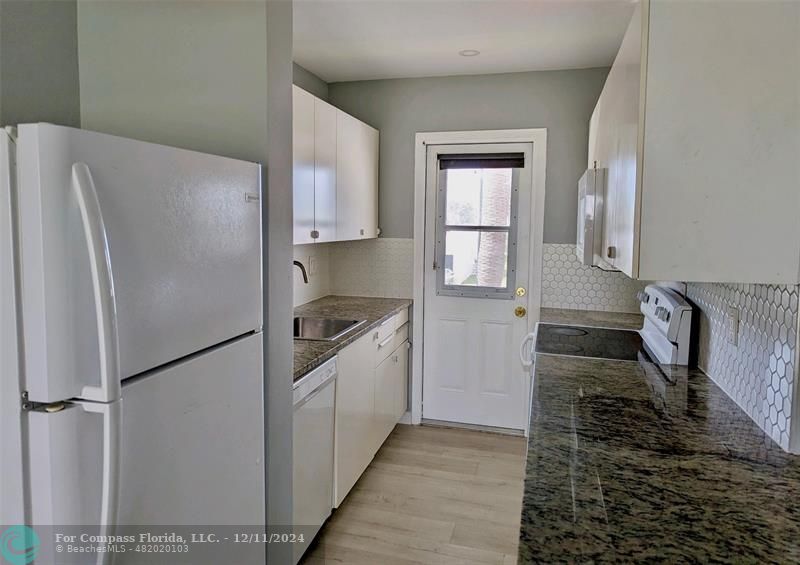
687, 283, 800, 451
541, 244, 647, 313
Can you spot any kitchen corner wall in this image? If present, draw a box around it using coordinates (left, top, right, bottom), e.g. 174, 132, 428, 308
687, 283, 800, 452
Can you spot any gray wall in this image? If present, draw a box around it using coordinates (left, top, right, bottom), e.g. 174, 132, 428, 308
328, 68, 608, 242
293, 62, 328, 101
77, 1, 295, 555
78, 1, 267, 161
0, 0, 80, 127
264, 2, 295, 563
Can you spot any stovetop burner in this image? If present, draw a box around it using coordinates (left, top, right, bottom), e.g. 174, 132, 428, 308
545, 327, 588, 337
536, 324, 651, 362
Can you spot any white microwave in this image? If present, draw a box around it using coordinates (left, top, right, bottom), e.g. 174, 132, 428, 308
576, 167, 608, 267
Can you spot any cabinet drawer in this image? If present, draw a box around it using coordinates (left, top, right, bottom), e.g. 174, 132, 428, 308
375, 322, 408, 365
374, 315, 396, 344
394, 307, 409, 329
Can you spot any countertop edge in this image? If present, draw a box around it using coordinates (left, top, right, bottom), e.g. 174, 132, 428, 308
293, 298, 412, 381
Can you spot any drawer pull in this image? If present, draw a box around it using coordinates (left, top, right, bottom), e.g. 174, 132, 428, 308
377, 334, 394, 348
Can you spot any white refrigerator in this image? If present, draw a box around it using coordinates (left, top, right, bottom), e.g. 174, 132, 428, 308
1, 124, 265, 562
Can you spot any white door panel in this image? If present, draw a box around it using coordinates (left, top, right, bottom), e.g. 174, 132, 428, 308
480, 321, 513, 395
16, 124, 262, 402
423, 143, 533, 431
435, 318, 468, 391
117, 333, 264, 527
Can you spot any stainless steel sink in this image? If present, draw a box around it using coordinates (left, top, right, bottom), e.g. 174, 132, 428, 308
293, 317, 367, 341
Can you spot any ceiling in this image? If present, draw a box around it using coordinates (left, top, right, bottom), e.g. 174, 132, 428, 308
293, 0, 636, 83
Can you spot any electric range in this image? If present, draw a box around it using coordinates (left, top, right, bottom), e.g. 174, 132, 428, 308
532, 284, 694, 365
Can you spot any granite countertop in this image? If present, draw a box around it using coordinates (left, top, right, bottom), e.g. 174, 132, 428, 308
540, 307, 643, 330
293, 295, 412, 381
519, 311, 800, 562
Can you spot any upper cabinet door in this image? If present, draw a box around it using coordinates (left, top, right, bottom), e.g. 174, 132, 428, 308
293, 86, 315, 244
590, 1, 800, 283
595, 0, 644, 275
336, 111, 379, 241
314, 99, 337, 242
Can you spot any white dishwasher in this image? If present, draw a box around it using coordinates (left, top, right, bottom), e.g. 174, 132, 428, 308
292, 356, 337, 564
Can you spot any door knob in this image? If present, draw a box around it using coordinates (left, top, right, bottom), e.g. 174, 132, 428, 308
514, 306, 527, 318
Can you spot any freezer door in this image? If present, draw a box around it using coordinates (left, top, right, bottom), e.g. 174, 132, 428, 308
117, 333, 265, 527
16, 124, 262, 403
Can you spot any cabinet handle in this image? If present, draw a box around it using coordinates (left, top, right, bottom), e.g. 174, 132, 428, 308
607, 246, 617, 259
378, 334, 394, 349
310, 230, 319, 239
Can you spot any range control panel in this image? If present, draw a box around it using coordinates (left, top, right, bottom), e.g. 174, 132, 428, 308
638, 285, 692, 344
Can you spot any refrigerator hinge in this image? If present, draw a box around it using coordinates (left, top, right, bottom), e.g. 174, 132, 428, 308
21, 392, 66, 413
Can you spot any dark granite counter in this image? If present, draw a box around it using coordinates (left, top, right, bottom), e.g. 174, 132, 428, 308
540, 307, 644, 331
293, 296, 412, 381
519, 341, 800, 562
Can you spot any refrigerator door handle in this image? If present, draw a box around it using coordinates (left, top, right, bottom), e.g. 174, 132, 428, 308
72, 162, 121, 402
81, 400, 122, 565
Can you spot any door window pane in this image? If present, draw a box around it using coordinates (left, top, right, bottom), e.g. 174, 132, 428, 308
445, 168, 512, 227
444, 230, 509, 288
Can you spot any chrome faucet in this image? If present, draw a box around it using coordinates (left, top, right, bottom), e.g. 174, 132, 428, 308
293, 260, 309, 284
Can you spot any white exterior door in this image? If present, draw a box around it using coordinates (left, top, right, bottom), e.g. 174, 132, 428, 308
422, 143, 534, 431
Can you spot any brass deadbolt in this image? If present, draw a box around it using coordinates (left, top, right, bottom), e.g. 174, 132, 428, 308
515, 287, 527, 297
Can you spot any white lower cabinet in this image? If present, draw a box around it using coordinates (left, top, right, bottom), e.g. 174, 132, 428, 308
374, 343, 408, 448
334, 331, 375, 507
334, 309, 409, 507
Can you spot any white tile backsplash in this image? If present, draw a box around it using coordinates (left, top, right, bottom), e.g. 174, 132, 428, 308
541, 244, 647, 313
687, 283, 800, 451
292, 238, 413, 305
300, 240, 646, 310
330, 238, 414, 299
293, 243, 331, 307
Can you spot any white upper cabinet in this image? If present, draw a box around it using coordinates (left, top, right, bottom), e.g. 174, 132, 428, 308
314, 99, 337, 242
292, 87, 315, 244
336, 111, 379, 241
292, 85, 379, 244
590, 0, 800, 283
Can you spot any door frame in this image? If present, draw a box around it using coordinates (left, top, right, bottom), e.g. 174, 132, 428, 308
410, 129, 547, 426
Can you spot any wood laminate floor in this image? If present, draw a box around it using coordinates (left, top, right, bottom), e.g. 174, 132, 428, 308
302, 424, 527, 565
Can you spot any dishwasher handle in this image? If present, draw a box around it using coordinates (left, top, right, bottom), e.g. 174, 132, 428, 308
293, 377, 336, 410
